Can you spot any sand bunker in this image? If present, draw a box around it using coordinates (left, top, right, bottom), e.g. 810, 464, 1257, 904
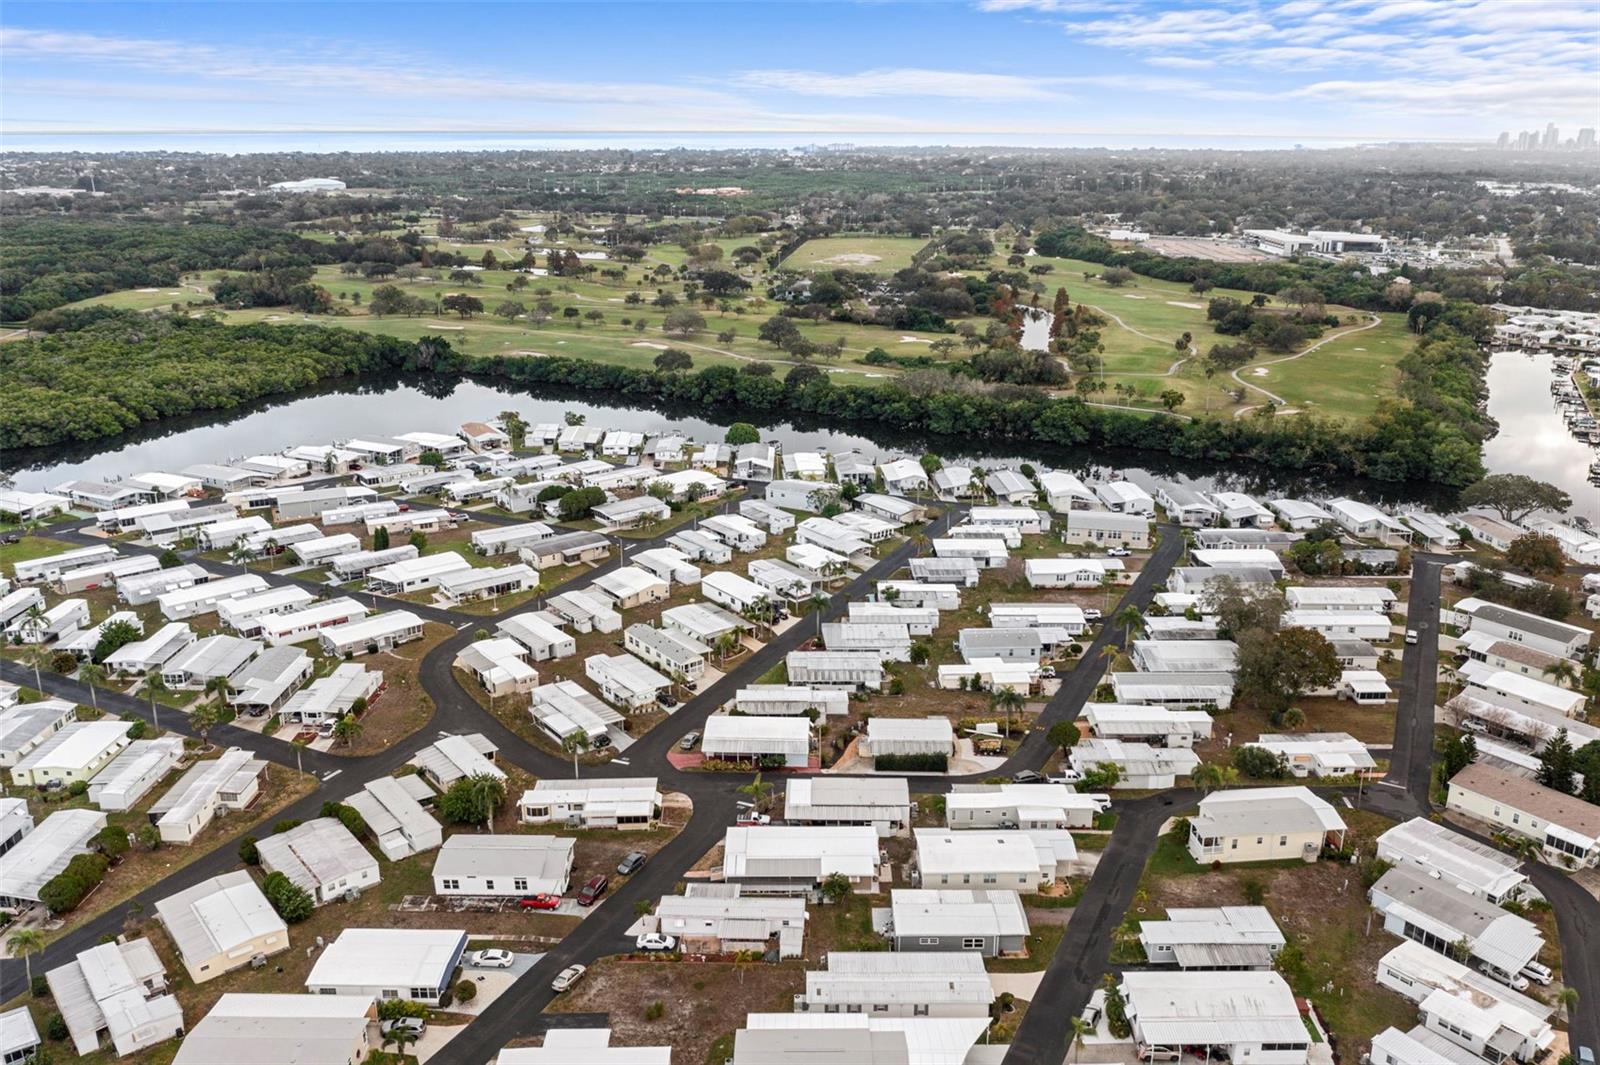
1251, 368, 1270, 376
816, 253, 882, 266
631, 341, 669, 349
1167, 301, 1204, 309
899, 335, 932, 343
1122, 294, 1147, 299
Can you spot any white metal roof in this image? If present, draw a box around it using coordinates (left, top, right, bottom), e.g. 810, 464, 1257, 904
1121, 971, 1304, 1046
256, 818, 376, 896
154, 870, 284, 965
888, 888, 1031, 939
305, 927, 464, 989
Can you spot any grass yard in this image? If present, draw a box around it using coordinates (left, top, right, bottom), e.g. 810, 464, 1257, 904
780, 235, 930, 274
1263, 312, 1412, 421
1136, 809, 1418, 1051
0, 535, 76, 579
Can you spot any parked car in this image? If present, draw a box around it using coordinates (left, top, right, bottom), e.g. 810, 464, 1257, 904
380, 1017, 426, 1037
1047, 768, 1083, 784
1106, 547, 1131, 557
1520, 960, 1553, 986
736, 811, 771, 826
1039, 666, 1057, 679
577, 874, 609, 906
551, 964, 587, 992
1462, 718, 1489, 734
657, 691, 679, 708
1083, 792, 1113, 813
1139, 1045, 1180, 1063
1083, 608, 1103, 621
469, 949, 515, 968
617, 851, 647, 875
518, 893, 562, 911
1478, 961, 1529, 991
1404, 629, 1419, 645
316, 720, 337, 738
1011, 770, 1044, 784
679, 730, 700, 751
635, 932, 678, 952
1576, 1046, 1594, 1065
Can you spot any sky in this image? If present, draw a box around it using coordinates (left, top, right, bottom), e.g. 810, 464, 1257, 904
3, 0, 1598, 151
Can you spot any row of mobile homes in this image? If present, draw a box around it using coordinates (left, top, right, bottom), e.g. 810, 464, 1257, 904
13, 545, 118, 585
1368, 864, 1544, 980
1374, 940, 1554, 1064
216, 586, 316, 636
52, 553, 161, 595
158, 574, 269, 621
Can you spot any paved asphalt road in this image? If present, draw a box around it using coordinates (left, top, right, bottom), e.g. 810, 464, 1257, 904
6, 505, 1600, 1065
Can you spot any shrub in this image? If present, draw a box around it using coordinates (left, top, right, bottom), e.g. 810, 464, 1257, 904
871, 752, 948, 772
124, 719, 148, 740
1241, 876, 1267, 906
239, 836, 260, 865
67, 780, 88, 797
93, 825, 130, 862
50, 651, 78, 674
273, 819, 301, 834
31, 975, 48, 998
46, 1012, 68, 1041
454, 979, 477, 1003
645, 1000, 665, 1021
39, 852, 110, 914
261, 871, 315, 923
1232, 745, 1288, 779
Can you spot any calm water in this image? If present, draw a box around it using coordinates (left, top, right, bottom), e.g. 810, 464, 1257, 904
1481, 351, 1599, 523
4, 372, 1456, 510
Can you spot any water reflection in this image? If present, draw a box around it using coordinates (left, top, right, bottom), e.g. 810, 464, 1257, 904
1481, 351, 1599, 524
6, 372, 1455, 510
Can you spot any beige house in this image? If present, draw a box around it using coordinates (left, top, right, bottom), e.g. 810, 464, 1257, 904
1446, 762, 1600, 868
1187, 786, 1348, 865
155, 870, 288, 984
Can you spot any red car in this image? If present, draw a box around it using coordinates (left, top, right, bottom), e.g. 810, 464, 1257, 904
518, 893, 561, 911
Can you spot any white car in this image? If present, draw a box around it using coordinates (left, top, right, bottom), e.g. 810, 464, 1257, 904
380, 1017, 426, 1037
1105, 548, 1131, 557
1083, 608, 1102, 621
635, 932, 678, 952
551, 964, 587, 992
1047, 769, 1082, 784
1404, 629, 1420, 645
470, 949, 515, 968
1083, 792, 1113, 813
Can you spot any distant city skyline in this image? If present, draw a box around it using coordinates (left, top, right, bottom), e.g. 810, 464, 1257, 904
3, 0, 1598, 151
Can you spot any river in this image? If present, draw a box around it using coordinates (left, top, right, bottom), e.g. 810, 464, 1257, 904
1481, 351, 1600, 524
5, 373, 1461, 512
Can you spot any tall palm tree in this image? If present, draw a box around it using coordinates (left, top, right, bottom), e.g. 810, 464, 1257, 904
1192, 763, 1225, 795
1113, 605, 1144, 636
991, 688, 1025, 738
188, 701, 223, 750
7, 928, 44, 986
1069, 1015, 1092, 1064
738, 771, 773, 813
24, 640, 52, 692
332, 714, 363, 748
143, 670, 168, 730
562, 730, 590, 778
1556, 986, 1579, 1020
78, 661, 106, 712
1543, 659, 1578, 688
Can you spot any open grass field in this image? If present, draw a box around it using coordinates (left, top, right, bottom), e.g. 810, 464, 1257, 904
1262, 312, 1411, 420
781, 235, 929, 274
73, 270, 230, 312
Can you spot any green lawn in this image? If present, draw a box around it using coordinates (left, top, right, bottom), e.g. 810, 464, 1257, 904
0, 535, 75, 579
1262, 312, 1412, 420
781, 235, 930, 274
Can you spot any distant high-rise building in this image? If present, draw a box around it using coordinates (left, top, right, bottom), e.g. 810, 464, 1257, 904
1496, 131, 1510, 149
1578, 128, 1597, 150
1543, 123, 1559, 149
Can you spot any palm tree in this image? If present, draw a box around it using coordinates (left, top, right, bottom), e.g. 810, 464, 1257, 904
1069, 1015, 1092, 1063
1113, 604, 1143, 636
562, 730, 591, 778
463, 773, 505, 831
24, 640, 52, 692
188, 701, 224, 750
229, 542, 255, 569
143, 670, 168, 730
1192, 763, 1226, 794
204, 675, 232, 707
7, 928, 44, 987
78, 661, 106, 712
714, 631, 740, 665
1543, 659, 1578, 687
332, 714, 363, 748
738, 771, 773, 813
1556, 986, 1579, 1021
991, 687, 1025, 738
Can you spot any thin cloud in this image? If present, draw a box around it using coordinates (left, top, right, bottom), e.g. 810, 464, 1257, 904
735, 67, 1069, 100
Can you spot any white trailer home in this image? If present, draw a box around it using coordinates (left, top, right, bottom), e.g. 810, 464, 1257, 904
436, 563, 537, 606
546, 590, 621, 634
51, 553, 161, 595
764, 478, 840, 512
364, 508, 454, 537
821, 622, 913, 662
519, 777, 662, 830
585, 652, 672, 710
497, 613, 576, 661
795, 517, 872, 560
529, 680, 622, 747
1152, 483, 1220, 525
701, 570, 772, 615
453, 637, 539, 698
632, 547, 702, 586
877, 581, 961, 610
1328, 498, 1412, 545
329, 545, 420, 581
624, 624, 710, 681
1094, 480, 1155, 515
13, 599, 90, 644
932, 538, 1008, 569
157, 574, 269, 620
945, 784, 1100, 830
318, 500, 399, 526
1064, 509, 1151, 549
317, 610, 425, 656
160, 634, 261, 689
519, 530, 612, 570
276, 663, 382, 725
738, 499, 796, 534
702, 715, 811, 768
288, 533, 361, 566
785, 651, 885, 691
848, 601, 939, 636
470, 522, 554, 556
12, 545, 118, 585
196, 516, 272, 552
785, 778, 912, 835
734, 685, 849, 717
593, 566, 670, 610
365, 553, 471, 594
105, 622, 196, 675
257, 598, 370, 646
216, 586, 316, 636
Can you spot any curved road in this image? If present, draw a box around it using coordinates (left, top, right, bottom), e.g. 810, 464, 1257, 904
4, 510, 1596, 1063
